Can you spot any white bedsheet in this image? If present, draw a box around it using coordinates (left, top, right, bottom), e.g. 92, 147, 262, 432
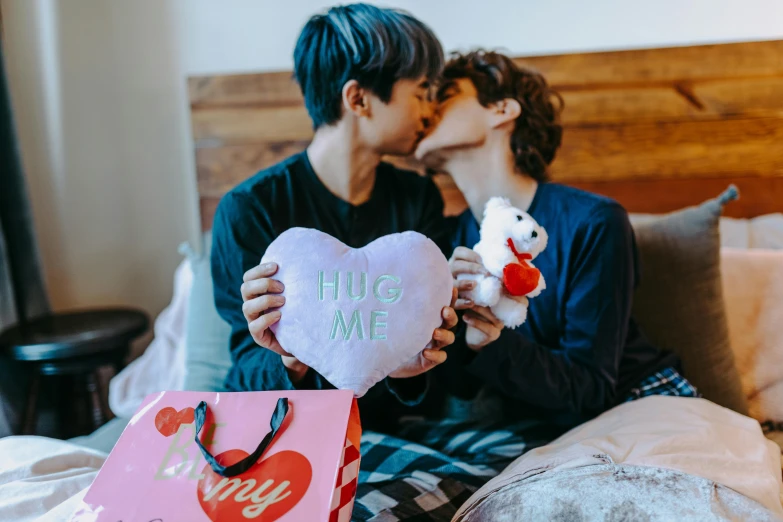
0, 437, 105, 522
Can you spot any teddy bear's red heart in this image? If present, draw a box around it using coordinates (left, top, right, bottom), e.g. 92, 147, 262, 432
197, 449, 312, 522
503, 262, 541, 297
154, 407, 195, 437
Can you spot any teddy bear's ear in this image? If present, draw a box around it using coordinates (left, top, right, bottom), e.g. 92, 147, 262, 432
484, 197, 512, 216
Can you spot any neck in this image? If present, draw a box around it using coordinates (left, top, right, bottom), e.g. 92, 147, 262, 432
442, 134, 539, 221
307, 121, 380, 205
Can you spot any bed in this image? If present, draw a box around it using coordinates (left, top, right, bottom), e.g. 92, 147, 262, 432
1, 39, 782, 521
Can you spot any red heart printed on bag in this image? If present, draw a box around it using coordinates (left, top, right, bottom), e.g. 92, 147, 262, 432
197, 449, 312, 521
154, 407, 195, 437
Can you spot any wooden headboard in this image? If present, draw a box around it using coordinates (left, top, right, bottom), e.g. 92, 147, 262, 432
189, 40, 783, 231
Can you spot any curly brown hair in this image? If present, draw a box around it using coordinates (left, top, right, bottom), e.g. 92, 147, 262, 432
441, 50, 564, 182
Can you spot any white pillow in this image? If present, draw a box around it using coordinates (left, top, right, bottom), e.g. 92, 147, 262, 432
721, 247, 783, 427
720, 214, 783, 249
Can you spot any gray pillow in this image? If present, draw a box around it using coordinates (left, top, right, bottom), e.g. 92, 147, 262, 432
630, 186, 748, 414
182, 232, 232, 392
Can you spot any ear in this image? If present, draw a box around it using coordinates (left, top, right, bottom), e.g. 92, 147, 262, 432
342, 79, 370, 118
488, 98, 521, 129
484, 197, 511, 217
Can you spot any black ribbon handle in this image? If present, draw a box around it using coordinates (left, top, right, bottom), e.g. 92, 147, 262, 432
194, 397, 289, 478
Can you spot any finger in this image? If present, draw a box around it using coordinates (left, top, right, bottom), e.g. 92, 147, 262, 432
243, 294, 286, 321
241, 278, 285, 301
454, 298, 473, 310
431, 327, 455, 349
449, 286, 458, 308
469, 306, 502, 327
248, 311, 282, 344
273, 343, 294, 358
281, 355, 307, 371
451, 246, 482, 264
422, 348, 448, 366
454, 279, 476, 292
463, 306, 494, 326
243, 262, 278, 283
450, 260, 489, 276
440, 306, 458, 330
463, 311, 495, 331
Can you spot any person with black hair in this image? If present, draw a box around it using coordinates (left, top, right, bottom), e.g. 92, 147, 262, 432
211, 4, 457, 427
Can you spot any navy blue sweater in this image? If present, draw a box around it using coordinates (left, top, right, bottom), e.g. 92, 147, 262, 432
439, 182, 677, 426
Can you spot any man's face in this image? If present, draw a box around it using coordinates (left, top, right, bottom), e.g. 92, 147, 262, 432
415, 78, 489, 165
361, 77, 432, 156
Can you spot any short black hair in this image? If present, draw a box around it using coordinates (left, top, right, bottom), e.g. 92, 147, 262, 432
442, 51, 564, 183
294, 3, 444, 129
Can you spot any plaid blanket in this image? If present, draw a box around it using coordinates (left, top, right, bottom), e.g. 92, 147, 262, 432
352, 366, 698, 521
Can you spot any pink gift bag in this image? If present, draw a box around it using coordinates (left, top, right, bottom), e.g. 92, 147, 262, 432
72, 389, 362, 522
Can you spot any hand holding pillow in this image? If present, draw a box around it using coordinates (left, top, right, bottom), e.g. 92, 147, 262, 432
241, 228, 456, 396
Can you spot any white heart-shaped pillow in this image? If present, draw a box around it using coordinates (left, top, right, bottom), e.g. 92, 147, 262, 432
262, 228, 453, 396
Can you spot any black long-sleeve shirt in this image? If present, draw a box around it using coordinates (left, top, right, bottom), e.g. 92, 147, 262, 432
211, 151, 451, 431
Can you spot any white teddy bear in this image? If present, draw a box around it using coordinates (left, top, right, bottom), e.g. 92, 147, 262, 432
458, 197, 548, 344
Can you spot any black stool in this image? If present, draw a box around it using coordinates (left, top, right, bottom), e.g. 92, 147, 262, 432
0, 308, 149, 436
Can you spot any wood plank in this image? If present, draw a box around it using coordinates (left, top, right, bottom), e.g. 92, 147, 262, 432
695, 76, 783, 118
194, 116, 783, 197
423, 175, 783, 220
196, 142, 435, 198
190, 77, 783, 149
189, 70, 303, 107
191, 106, 313, 147
561, 88, 698, 125
197, 141, 309, 197
561, 77, 781, 123
570, 176, 783, 218
516, 40, 783, 89
552, 117, 783, 182
194, 116, 783, 199
187, 41, 783, 109
200, 197, 220, 232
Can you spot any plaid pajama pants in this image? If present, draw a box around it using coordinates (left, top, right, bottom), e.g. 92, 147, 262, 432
351, 366, 699, 521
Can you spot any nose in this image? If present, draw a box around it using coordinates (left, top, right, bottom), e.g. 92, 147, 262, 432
421, 101, 438, 129
531, 230, 538, 238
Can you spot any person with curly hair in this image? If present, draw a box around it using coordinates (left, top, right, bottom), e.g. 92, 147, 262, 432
416, 51, 697, 431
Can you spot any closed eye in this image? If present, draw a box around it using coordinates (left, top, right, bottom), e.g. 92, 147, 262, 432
437, 81, 459, 103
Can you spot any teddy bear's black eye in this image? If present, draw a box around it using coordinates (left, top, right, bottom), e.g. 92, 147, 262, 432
516, 215, 523, 221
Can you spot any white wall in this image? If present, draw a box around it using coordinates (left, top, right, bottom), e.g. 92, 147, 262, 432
176, 0, 783, 76
3, 0, 200, 320
3, 0, 783, 321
